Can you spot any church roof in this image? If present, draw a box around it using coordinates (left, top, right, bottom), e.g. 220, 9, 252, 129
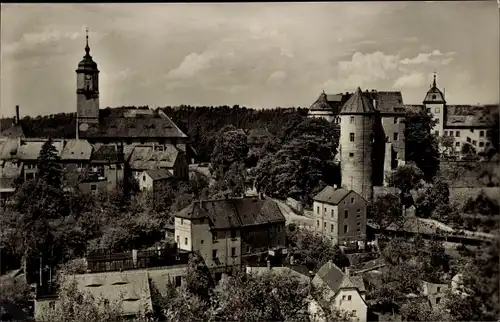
339, 87, 377, 115
76, 31, 99, 72
79, 108, 187, 139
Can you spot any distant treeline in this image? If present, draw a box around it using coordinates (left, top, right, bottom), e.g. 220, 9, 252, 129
2, 105, 309, 162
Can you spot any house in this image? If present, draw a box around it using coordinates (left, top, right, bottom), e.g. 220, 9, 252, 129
139, 169, 172, 191
313, 261, 367, 322
312, 186, 367, 248
127, 144, 189, 181
422, 280, 449, 308
174, 196, 286, 280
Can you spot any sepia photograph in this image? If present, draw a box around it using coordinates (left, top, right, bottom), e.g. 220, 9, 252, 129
0, 2, 499, 321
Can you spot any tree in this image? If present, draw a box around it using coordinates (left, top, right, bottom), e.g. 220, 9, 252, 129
399, 299, 450, 321
209, 162, 247, 199
37, 138, 63, 187
286, 226, 349, 272
461, 142, 477, 158
253, 118, 339, 206
487, 112, 499, 158
437, 135, 455, 157
184, 253, 215, 300
367, 193, 403, 230
414, 177, 450, 218
386, 163, 424, 207
404, 110, 439, 181
210, 126, 249, 180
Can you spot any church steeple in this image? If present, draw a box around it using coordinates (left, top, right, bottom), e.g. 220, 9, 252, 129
432, 71, 437, 88
84, 28, 91, 57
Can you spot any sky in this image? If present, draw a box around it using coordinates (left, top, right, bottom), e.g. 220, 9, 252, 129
1, 2, 498, 117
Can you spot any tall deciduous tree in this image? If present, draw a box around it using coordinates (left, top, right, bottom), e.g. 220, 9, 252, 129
415, 177, 450, 218
368, 193, 403, 230
386, 163, 424, 207
210, 126, 249, 180
404, 110, 439, 182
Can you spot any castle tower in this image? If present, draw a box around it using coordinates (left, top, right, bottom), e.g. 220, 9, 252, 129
76, 29, 100, 137
339, 87, 377, 202
308, 90, 335, 122
423, 72, 446, 137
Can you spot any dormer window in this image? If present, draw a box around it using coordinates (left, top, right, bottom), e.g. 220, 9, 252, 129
432, 94, 436, 100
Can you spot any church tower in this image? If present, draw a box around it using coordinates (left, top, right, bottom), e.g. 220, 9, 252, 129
339, 87, 377, 202
76, 29, 100, 137
423, 72, 446, 137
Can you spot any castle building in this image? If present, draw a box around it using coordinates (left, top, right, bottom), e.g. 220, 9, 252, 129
308, 87, 407, 201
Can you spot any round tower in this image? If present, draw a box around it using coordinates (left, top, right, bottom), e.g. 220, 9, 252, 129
307, 91, 335, 122
339, 87, 377, 202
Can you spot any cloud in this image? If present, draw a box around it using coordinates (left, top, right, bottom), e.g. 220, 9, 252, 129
400, 49, 445, 65
394, 72, 426, 88
166, 51, 217, 80
267, 70, 287, 84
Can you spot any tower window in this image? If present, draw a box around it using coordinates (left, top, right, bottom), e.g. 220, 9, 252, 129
349, 152, 354, 157
349, 133, 355, 142
344, 225, 348, 233
331, 209, 334, 217
480, 130, 485, 137
344, 209, 348, 218
212, 249, 217, 259
331, 224, 334, 232
350, 116, 355, 124
435, 107, 440, 113
432, 94, 436, 99
393, 133, 399, 141
455, 131, 460, 137
394, 117, 398, 124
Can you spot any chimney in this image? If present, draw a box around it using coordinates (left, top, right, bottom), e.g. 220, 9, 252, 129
345, 267, 350, 276
328, 260, 332, 269
132, 249, 138, 267
267, 259, 271, 270
290, 255, 295, 265
15, 105, 20, 124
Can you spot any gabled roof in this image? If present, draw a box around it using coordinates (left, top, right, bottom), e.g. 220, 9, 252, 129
313, 186, 365, 205
79, 108, 187, 139
445, 104, 498, 128
60, 139, 93, 161
175, 197, 285, 230
144, 169, 172, 181
340, 87, 377, 115
315, 261, 366, 294
128, 145, 180, 170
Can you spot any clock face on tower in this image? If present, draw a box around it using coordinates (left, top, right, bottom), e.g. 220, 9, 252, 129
85, 74, 92, 80
79, 123, 89, 132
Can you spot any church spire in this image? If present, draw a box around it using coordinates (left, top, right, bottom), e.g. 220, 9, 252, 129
84, 28, 91, 57
433, 70, 437, 88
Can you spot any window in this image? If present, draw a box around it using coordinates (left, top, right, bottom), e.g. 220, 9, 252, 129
455, 142, 460, 147
357, 209, 361, 217
344, 225, 348, 233
394, 117, 398, 124
90, 184, 97, 194
471, 129, 474, 133
231, 230, 236, 239
349, 133, 355, 142
324, 222, 326, 228
143, 175, 146, 181
324, 207, 326, 213
357, 227, 361, 232
350, 116, 355, 124
317, 206, 319, 214
437, 287, 441, 293
342, 295, 346, 300
467, 137, 471, 143
212, 232, 217, 242
435, 107, 440, 113
357, 222, 361, 226
432, 94, 436, 99
479, 142, 484, 147
349, 153, 354, 157
181, 218, 184, 225
480, 130, 485, 137
426, 108, 431, 113
231, 247, 236, 257
175, 275, 182, 287
212, 249, 217, 259
455, 131, 460, 137
201, 240, 204, 245
344, 209, 348, 218
436, 297, 441, 304
347, 295, 352, 301
472, 140, 477, 146
393, 132, 399, 141
184, 237, 188, 245
352, 310, 357, 317
331, 224, 334, 232
444, 131, 448, 136
331, 209, 334, 217
317, 220, 320, 227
